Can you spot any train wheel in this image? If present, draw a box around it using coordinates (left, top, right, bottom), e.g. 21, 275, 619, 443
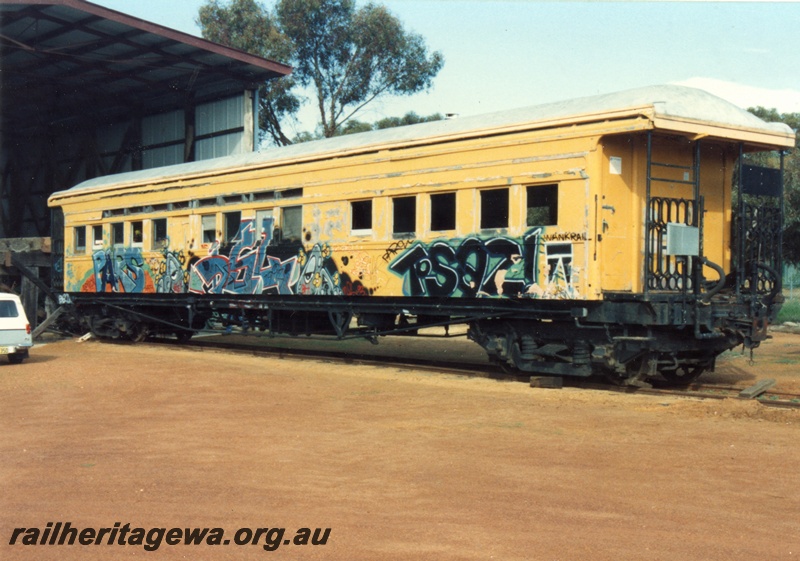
127, 323, 149, 343
660, 365, 704, 386
498, 360, 518, 375
174, 330, 194, 343
483, 353, 513, 374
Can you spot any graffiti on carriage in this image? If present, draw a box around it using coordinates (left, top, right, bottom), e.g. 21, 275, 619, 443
153, 249, 188, 294
388, 228, 580, 299
187, 218, 297, 295
91, 248, 147, 293
81, 222, 582, 299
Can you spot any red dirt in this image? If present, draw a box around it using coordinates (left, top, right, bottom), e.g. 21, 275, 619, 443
2, 332, 799, 560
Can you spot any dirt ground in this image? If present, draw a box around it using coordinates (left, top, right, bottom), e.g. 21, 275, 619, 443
1, 331, 799, 560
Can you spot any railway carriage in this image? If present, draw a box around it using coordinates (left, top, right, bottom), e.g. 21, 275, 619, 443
48, 85, 795, 385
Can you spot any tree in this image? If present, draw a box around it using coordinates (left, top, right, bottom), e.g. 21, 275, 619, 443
374, 111, 444, 130
198, 0, 299, 146
288, 111, 443, 141
746, 107, 800, 265
277, 0, 443, 138
331, 111, 444, 137
198, 0, 444, 144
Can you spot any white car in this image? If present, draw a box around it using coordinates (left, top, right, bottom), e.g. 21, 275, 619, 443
0, 294, 33, 364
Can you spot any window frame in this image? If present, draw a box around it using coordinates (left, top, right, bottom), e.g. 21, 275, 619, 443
111, 222, 124, 246
480, 187, 510, 230
73, 226, 87, 254
430, 192, 456, 232
152, 218, 168, 249
255, 209, 274, 239
130, 220, 144, 247
92, 225, 104, 248
526, 184, 559, 227
201, 214, 217, 244
223, 211, 241, 243
350, 199, 373, 235
281, 205, 303, 242
392, 196, 416, 236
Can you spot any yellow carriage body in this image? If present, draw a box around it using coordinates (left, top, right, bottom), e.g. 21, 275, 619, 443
48, 86, 795, 383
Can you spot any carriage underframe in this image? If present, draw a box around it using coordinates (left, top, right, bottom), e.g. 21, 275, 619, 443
58, 281, 780, 387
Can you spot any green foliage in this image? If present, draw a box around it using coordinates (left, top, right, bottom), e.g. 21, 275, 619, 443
336, 111, 444, 136
197, 0, 444, 144
374, 112, 444, 130
290, 130, 318, 144
776, 297, 800, 323
746, 107, 800, 264
277, 0, 443, 138
291, 111, 444, 142
198, 0, 299, 146
338, 119, 374, 136
748, 107, 800, 132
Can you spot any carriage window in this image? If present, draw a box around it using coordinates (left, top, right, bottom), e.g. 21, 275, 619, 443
527, 184, 558, 226
253, 191, 275, 202
74, 227, 86, 253
431, 192, 456, 231
224, 211, 241, 243
92, 225, 103, 248
111, 222, 124, 246
351, 200, 372, 233
202, 214, 216, 243
280, 188, 303, 199
131, 221, 143, 246
152, 218, 168, 249
282, 206, 302, 242
481, 188, 509, 229
255, 209, 274, 238
393, 196, 416, 235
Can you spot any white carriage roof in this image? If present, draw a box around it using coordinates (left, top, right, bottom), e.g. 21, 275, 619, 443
53, 84, 796, 200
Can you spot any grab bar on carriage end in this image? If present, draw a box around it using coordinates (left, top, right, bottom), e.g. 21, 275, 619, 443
694, 257, 728, 340
701, 257, 726, 304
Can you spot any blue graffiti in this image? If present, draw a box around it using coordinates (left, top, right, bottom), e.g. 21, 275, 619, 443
93, 247, 146, 293
188, 218, 297, 295
155, 248, 187, 294
292, 244, 342, 296
188, 255, 229, 294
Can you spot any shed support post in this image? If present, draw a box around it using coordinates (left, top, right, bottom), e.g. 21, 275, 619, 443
21, 267, 39, 332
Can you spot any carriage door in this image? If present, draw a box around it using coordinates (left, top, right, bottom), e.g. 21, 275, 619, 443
644, 132, 703, 295
599, 137, 636, 292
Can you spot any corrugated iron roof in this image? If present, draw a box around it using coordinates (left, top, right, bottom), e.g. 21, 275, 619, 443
0, 0, 291, 134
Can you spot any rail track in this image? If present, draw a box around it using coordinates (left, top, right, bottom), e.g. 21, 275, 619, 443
110, 332, 800, 410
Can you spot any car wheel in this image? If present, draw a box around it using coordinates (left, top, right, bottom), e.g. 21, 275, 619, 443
8, 354, 24, 364
8, 349, 28, 364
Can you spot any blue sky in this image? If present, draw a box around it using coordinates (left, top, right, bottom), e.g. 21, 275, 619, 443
93, 1, 800, 136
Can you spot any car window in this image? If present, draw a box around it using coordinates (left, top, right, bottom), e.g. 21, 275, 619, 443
0, 301, 19, 318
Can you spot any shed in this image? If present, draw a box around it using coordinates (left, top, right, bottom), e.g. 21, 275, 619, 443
1, 0, 291, 238
0, 0, 290, 327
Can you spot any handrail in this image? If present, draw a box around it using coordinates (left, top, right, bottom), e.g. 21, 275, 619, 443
701, 257, 726, 304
